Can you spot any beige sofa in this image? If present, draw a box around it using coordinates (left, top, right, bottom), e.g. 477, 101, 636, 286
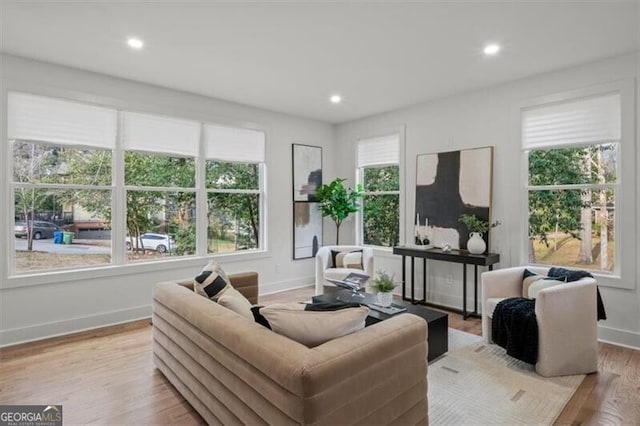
153, 273, 429, 425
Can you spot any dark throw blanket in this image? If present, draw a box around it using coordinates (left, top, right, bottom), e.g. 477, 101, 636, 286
547, 267, 607, 320
492, 297, 538, 364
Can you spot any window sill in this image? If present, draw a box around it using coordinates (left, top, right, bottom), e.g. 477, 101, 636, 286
3, 250, 270, 290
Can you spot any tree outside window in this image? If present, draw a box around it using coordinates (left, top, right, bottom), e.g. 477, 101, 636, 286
527, 145, 617, 272
361, 165, 400, 247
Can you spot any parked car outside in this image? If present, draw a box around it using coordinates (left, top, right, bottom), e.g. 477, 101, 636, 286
14, 220, 63, 240
126, 233, 175, 253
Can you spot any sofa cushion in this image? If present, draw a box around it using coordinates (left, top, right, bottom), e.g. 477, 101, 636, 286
260, 303, 369, 347
218, 287, 253, 319
194, 260, 231, 301
330, 249, 364, 269
522, 269, 565, 299
324, 268, 364, 282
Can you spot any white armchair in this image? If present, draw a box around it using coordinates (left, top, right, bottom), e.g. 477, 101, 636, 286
481, 266, 598, 377
315, 245, 374, 295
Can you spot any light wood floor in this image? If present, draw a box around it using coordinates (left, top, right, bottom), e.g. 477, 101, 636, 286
1, 286, 638, 425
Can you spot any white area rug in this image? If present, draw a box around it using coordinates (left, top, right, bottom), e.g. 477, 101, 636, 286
428, 329, 585, 425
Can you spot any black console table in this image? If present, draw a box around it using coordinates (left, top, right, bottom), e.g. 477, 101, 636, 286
392, 246, 500, 319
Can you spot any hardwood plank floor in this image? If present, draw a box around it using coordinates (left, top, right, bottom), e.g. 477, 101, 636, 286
1, 286, 638, 425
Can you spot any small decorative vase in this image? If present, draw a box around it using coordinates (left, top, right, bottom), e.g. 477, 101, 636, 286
467, 232, 486, 254
377, 292, 394, 307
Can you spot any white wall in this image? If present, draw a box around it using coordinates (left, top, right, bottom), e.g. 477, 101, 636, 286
335, 52, 640, 348
0, 54, 335, 346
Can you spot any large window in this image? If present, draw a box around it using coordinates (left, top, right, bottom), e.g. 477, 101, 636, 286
7, 92, 266, 275
204, 125, 265, 254
356, 134, 400, 247
523, 93, 620, 273
9, 93, 116, 273
122, 112, 199, 261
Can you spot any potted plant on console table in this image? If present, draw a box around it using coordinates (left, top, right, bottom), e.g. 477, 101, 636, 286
458, 214, 501, 254
369, 270, 397, 307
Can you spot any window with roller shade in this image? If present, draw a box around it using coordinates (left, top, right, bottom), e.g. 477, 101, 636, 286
523, 93, 620, 273
122, 112, 199, 260
204, 124, 265, 253
8, 92, 116, 273
356, 134, 400, 248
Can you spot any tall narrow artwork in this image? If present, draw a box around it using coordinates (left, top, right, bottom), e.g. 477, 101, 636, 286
415, 146, 494, 250
292, 144, 322, 202
293, 202, 323, 259
292, 144, 323, 259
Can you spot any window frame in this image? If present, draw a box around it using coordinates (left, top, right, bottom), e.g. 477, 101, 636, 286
9, 139, 115, 273
519, 80, 635, 289
204, 160, 266, 254
357, 164, 401, 248
354, 127, 406, 251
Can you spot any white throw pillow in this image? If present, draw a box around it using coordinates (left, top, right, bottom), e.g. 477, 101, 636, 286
260, 303, 369, 347
218, 288, 253, 320
193, 260, 231, 301
527, 278, 565, 299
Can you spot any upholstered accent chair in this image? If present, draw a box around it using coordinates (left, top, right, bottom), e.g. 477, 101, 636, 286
315, 245, 374, 295
481, 266, 598, 377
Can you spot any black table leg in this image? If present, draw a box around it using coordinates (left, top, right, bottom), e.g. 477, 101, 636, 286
463, 263, 468, 319
474, 265, 478, 316
411, 257, 415, 303
422, 257, 427, 304
401, 255, 406, 300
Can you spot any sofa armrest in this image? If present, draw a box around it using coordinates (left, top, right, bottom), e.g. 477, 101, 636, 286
228, 272, 259, 304
535, 278, 598, 377
481, 267, 526, 342
299, 314, 428, 424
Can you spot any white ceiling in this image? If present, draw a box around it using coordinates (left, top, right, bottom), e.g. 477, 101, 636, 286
1, 1, 638, 124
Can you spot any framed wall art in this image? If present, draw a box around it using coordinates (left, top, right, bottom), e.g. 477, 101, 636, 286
292, 144, 322, 202
293, 202, 323, 259
415, 146, 494, 250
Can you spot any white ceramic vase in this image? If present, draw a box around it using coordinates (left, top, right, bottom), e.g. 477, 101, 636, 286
467, 232, 486, 254
377, 292, 394, 307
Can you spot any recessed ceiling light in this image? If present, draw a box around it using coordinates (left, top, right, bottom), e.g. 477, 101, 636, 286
330, 94, 342, 104
127, 38, 144, 50
483, 43, 501, 56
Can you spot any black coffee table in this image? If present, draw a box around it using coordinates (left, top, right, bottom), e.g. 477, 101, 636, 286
312, 289, 448, 361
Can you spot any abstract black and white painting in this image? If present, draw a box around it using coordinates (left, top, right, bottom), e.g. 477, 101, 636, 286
415, 146, 493, 250
292, 144, 322, 202
293, 202, 323, 259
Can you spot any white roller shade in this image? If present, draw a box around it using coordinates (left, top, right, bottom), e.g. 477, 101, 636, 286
204, 124, 265, 162
122, 112, 200, 157
357, 134, 400, 167
523, 93, 621, 149
8, 92, 117, 149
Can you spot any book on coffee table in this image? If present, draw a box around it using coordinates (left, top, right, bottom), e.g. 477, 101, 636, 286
325, 272, 370, 291
367, 303, 407, 315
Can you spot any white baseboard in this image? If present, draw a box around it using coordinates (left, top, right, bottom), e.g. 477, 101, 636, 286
597, 325, 640, 350
259, 276, 314, 295
0, 305, 151, 348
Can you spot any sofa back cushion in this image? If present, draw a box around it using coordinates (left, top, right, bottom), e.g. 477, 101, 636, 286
330, 249, 364, 269
522, 269, 565, 299
218, 287, 253, 319
260, 303, 369, 347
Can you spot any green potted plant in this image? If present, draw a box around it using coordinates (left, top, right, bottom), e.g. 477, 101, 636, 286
458, 214, 501, 254
369, 270, 397, 307
315, 178, 363, 244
